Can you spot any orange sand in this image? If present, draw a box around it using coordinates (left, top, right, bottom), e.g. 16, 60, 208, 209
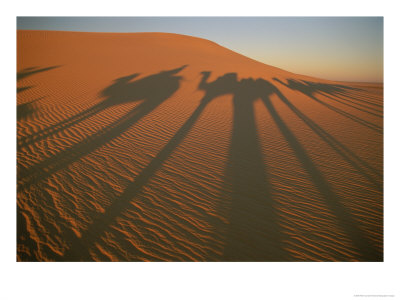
17, 30, 383, 261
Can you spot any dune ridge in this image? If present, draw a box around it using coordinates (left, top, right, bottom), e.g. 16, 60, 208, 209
17, 30, 383, 261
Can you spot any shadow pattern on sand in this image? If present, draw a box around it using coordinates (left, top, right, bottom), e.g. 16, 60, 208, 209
196, 73, 381, 261
17, 66, 61, 81
17, 66, 383, 262
273, 78, 383, 133
17, 66, 61, 122
17, 66, 187, 261
18, 66, 187, 189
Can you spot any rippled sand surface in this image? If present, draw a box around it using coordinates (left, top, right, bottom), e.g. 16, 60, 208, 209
17, 31, 383, 261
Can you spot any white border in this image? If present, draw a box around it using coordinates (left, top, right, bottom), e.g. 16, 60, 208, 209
2, 1, 399, 299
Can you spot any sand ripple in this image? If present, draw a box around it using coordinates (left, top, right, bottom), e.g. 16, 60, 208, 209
17, 31, 383, 261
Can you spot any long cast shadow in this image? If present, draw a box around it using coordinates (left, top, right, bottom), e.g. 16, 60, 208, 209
16, 66, 61, 121
18, 66, 186, 190
17, 184, 87, 261
17, 97, 45, 121
18, 73, 142, 148
319, 90, 383, 118
17, 66, 61, 81
62, 74, 382, 261
62, 100, 209, 260
300, 79, 383, 116
274, 78, 382, 133
194, 72, 288, 261
221, 77, 286, 261
17, 69, 382, 261
257, 79, 381, 261
17, 86, 34, 94
18, 66, 188, 261
61, 71, 239, 260
270, 84, 382, 189
333, 90, 383, 111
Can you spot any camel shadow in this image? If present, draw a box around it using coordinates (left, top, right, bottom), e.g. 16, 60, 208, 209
17, 68, 382, 262
196, 73, 381, 261
18, 66, 186, 148
274, 78, 382, 133
18, 66, 187, 191
64, 72, 287, 261
17, 65, 188, 261
60, 70, 240, 260
62, 72, 381, 261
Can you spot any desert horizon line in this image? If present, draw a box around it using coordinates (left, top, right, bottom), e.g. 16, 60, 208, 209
16, 29, 383, 84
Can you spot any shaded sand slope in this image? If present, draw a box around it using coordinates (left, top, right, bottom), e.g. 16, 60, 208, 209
17, 30, 383, 261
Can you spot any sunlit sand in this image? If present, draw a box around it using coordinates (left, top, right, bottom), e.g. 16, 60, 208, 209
17, 30, 383, 261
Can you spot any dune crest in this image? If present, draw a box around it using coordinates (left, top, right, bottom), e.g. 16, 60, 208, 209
17, 30, 383, 261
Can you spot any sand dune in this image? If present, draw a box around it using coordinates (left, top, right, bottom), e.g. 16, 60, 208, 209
17, 30, 383, 261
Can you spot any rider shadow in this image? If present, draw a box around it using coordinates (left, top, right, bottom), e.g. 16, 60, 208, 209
65, 73, 381, 261
18, 68, 381, 261
18, 65, 187, 189
18, 66, 187, 148
60, 72, 288, 261
273, 78, 382, 133
60, 70, 242, 260
164, 72, 288, 261
198, 74, 381, 261
18, 66, 188, 261
258, 79, 381, 261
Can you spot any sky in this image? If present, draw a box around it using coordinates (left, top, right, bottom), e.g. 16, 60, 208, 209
17, 17, 383, 82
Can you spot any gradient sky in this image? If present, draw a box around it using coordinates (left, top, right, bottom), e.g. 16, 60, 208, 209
17, 17, 383, 82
